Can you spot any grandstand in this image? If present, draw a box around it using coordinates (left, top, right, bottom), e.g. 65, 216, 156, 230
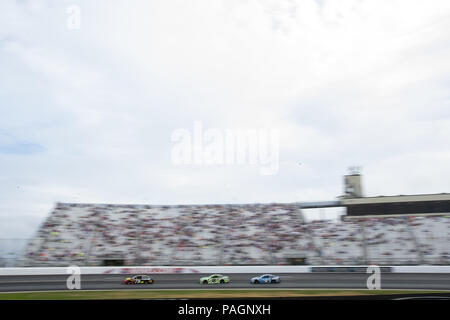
21, 202, 312, 267
19, 203, 450, 267
17, 172, 450, 267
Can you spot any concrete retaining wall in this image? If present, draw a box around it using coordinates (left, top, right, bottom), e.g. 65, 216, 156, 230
1, 265, 449, 275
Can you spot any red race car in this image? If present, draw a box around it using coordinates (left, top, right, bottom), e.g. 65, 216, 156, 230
123, 275, 154, 285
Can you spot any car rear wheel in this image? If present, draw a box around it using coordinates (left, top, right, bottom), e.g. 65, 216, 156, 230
271, 279, 276, 283
220, 279, 224, 284
254, 280, 259, 284
202, 280, 208, 284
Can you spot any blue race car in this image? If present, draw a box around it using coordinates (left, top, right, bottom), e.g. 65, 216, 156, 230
250, 274, 280, 284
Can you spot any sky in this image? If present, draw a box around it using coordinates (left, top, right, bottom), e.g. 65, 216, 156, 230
1, 0, 450, 240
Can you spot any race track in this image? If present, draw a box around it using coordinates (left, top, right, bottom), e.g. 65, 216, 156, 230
1, 273, 450, 292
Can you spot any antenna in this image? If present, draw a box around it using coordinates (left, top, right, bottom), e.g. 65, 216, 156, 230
348, 166, 362, 175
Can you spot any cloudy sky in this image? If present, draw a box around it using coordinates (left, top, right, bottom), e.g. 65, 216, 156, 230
1, 0, 450, 240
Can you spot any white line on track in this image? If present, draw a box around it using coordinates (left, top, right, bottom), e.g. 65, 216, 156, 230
392, 296, 450, 300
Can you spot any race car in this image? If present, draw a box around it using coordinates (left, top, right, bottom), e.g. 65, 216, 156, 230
250, 274, 280, 284
123, 275, 154, 285
199, 274, 230, 284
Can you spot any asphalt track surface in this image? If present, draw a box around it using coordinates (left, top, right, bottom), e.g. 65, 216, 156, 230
1, 273, 450, 292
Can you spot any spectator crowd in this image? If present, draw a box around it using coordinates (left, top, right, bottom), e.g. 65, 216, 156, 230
20, 203, 450, 266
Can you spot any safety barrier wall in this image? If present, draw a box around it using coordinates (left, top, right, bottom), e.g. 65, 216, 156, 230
1, 265, 450, 275
392, 266, 450, 273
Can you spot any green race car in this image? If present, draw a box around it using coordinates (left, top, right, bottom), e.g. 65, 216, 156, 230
199, 274, 230, 284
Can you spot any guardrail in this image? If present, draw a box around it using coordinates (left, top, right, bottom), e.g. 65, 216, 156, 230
0, 265, 449, 275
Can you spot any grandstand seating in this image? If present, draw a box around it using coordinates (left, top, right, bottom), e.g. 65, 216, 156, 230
309, 219, 365, 265
410, 215, 450, 264
363, 216, 419, 265
19, 202, 450, 266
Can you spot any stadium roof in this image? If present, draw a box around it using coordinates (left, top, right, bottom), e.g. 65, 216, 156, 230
297, 201, 342, 209
341, 193, 450, 205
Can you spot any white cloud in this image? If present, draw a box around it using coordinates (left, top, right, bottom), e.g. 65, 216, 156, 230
0, 0, 450, 238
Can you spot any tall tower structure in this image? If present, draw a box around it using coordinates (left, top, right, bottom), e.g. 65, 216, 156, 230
343, 166, 363, 198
